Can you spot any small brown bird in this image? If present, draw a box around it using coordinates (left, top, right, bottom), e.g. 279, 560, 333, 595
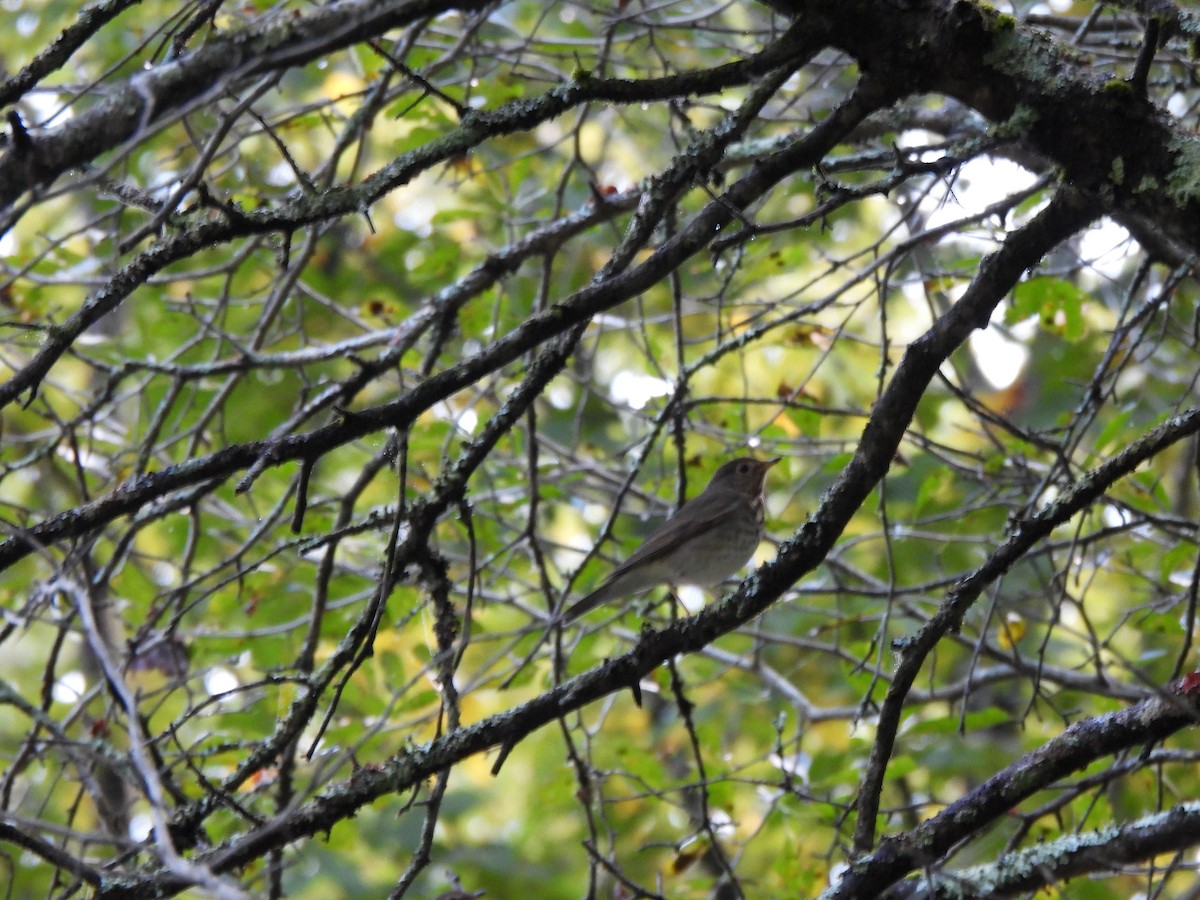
561, 457, 780, 622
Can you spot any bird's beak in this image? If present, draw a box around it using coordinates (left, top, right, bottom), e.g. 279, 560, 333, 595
766, 457, 782, 467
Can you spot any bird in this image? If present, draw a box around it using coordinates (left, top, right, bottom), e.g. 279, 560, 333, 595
560, 456, 780, 622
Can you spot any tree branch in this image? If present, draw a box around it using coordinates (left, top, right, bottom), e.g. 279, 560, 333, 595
830, 692, 1200, 898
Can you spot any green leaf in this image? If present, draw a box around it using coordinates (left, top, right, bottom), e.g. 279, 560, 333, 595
1007, 276, 1089, 341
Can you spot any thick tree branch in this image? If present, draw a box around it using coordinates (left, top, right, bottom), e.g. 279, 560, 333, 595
891, 801, 1200, 898
831, 692, 1200, 899
0, 820, 104, 887
0, 0, 141, 109
0, 0, 494, 212
0, 8, 815, 225
762, 0, 1200, 261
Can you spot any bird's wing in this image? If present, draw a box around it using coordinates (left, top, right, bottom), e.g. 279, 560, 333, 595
559, 491, 729, 622
605, 489, 731, 578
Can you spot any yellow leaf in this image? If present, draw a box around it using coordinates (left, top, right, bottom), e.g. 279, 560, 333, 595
999, 612, 1026, 649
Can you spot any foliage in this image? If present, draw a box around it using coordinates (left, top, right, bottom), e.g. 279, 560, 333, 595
3, 0, 1200, 898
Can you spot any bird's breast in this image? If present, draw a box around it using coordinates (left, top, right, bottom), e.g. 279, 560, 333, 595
669, 504, 763, 586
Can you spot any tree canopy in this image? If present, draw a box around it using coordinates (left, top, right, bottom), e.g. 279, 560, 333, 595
5, 0, 1200, 897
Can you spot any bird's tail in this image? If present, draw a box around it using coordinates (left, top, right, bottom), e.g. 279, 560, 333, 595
559, 582, 617, 623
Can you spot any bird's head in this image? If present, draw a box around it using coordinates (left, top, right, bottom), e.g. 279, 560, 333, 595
710, 456, 781, 494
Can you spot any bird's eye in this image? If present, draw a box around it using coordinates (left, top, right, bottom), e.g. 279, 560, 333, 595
738, 462, 750, 473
